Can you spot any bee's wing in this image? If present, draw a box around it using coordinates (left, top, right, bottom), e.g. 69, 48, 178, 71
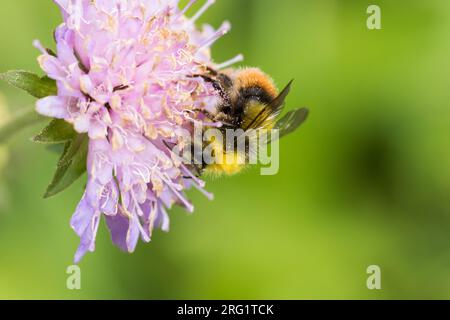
267, 108, 309, 143
246, 80, 294, 130
269, 80, 294, 112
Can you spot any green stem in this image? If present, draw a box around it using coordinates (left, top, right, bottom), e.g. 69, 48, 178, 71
0, 107, 46, 144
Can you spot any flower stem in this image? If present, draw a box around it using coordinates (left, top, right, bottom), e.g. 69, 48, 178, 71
0, 107, 46, 144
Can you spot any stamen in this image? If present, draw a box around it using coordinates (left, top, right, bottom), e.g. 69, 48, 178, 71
181, 165, 205, 188
177, 0, 198, 19
216, 54, 244, 70
198, 21, 230, 50
184, 113, 223, 128
33, 40, 47, 55
146, 201, 157, 237
137, 221, 151, 243
100, 187, 111, 211
159, 206, 170, 232
191, 0, 215, 23
191, 181, 214, 200
128, 194, 150, 243
199, 121, 223, 127
161, 175, 194, 213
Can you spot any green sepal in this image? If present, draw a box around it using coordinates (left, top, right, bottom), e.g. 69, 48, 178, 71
0, 70, 57, 99
45, 144, 67, 155
33, 119, 77, 144
44, 133, 89, 199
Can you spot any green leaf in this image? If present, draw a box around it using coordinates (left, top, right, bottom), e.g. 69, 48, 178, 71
44, 134, 89, 199
45, 144, 67, 154
0, 70, 57, 99
33, 119, 76, 144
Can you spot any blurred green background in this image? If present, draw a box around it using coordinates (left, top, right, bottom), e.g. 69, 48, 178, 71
0, 0, 450, 299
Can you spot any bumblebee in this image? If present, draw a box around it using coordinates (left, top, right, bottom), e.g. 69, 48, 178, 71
190, 67, 309, 176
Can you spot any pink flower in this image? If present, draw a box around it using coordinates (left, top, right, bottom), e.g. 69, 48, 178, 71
34, 0, 242, 263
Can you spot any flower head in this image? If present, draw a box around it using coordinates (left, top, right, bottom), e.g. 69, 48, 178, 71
34, 0, 241, 262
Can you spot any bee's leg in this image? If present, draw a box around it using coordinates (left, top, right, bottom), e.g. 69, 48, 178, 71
199, 75, 223, 93
183, 165, 202, 179
202, 67, 233, 91
183, 174, 201, 179
190, 74, 230, 103
182, 162, 203, 180
205, 66, 219, 76
163, 140, 203, 179
192, 108, 217, 121
193, 163, 203, 177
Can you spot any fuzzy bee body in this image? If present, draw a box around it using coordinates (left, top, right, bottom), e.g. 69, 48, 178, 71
193, 67, 309, 176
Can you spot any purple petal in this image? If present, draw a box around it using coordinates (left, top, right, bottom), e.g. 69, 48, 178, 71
105, 211, 140, 253
36, 96, 69, 119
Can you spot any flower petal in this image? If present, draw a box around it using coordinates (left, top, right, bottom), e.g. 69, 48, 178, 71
36, 96, 69, 119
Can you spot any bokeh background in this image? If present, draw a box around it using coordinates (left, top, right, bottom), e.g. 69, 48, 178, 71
0, 0, 450, 299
